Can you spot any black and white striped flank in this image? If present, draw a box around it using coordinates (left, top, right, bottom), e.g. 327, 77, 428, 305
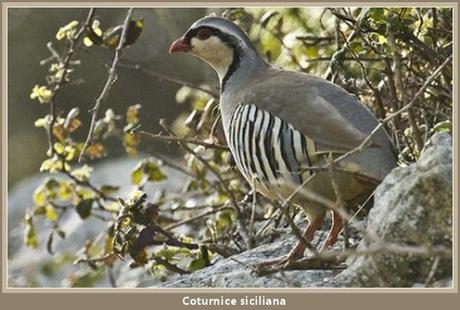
227, 104, 315, 192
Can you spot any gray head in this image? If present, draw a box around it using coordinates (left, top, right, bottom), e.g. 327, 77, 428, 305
169, 16, 267, 91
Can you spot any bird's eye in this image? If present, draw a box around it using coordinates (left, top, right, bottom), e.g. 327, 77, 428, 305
196, 28, 212, 40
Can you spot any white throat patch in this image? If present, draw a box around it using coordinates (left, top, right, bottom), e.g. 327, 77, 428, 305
190, 36, 234, 82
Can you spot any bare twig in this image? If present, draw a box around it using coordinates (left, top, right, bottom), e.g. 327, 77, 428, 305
153, 257, 191, 275
118, 62, 219, 98
79, 8, 134, 162
74, 253, 113, 265
324, 8, 369, 81
165, 204, 231, 230
159, 119, 251, 249
139, 130, 228, 151
333, 55, 452, 166
387, 16, 424, 152
424, 255, 441, 287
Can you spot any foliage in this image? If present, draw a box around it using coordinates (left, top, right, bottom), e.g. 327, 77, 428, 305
24, 7, 452, 286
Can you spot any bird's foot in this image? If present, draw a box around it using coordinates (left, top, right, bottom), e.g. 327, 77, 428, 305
253, 256, 292, 275
253, 251, 304, 275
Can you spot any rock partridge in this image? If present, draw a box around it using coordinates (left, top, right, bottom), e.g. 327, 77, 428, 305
169, 16, 397, 266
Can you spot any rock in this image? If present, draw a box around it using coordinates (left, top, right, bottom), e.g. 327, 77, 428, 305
328, 132, 452, 287
156, 234, 339, 288
157, 133, 452, 288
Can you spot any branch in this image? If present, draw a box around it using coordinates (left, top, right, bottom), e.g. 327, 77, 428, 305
47, 8, 95, 155
79, 8, 134, 162
387, 14, 424, 151
118, 62, 219, 98
153, 257, 191, 275
138, 130, 228, 151
159, 119, 252, 249
333, 55, 452, 166
258, 242, 451, 275
323, 8, 369, 81
165, 204, 231, 230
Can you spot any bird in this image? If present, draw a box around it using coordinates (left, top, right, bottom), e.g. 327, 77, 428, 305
169, 15, 397, 268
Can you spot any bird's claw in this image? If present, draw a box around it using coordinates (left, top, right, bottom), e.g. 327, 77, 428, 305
252, 255, 298, 275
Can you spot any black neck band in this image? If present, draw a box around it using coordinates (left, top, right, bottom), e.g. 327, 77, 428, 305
221, 47, 242, 92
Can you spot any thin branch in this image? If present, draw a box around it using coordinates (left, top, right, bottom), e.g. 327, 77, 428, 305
333, 55, 452, 166
159, 119, 251, 249
106, 266, 117, 287
138, 130, 228, 151
118, 62, 219, 98
47, 8, 95, 155
324, 8, 369, 81
258, 242, 451, 276
153, 257, 191, 275
387, 15, 424, 151
79, 8, 134, 162
165, 204, 231, 230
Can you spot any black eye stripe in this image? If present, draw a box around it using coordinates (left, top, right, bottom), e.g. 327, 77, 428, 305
184, 26, 238, 48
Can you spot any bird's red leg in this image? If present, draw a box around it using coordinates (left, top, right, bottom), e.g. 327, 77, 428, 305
257, 215, 324, 269
320, 210, 343, 251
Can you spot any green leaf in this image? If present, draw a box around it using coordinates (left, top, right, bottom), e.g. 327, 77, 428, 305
45, 205, 58, 222
24, 214, 38, 248
434, 120, 451, 133
144, 160, 167, 182
76, 199, 94, 219
131, 159, 167, 185
189, 257, 207, 271
100, 185, 120, 195
56, 228, 66, 239
155, 246, 191, 261
33, 186, 47, 207
131, 163, 143, 185
126, 104, 142, 124
215, 210, 233, 232
45, 178, 61, 191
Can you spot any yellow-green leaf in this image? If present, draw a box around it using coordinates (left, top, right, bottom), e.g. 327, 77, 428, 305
45, 205, 58, 222
71, 164, 93, 182
24, 214, 38, 248
30, 85, 53, 104
33, 186, 47, 207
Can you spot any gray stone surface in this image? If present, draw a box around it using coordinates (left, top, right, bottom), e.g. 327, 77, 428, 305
328, 132, 453, 287
157, 234, 339, 288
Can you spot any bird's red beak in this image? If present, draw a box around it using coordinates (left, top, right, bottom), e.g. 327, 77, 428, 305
169, 37, 191, 54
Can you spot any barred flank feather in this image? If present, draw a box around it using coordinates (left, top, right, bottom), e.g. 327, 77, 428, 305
228, 104, 314, 192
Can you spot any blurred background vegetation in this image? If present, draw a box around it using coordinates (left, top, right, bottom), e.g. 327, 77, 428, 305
8, 7, 452, 287
8, 8, 213, 186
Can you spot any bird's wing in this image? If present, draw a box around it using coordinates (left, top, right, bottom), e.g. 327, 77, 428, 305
241, 69, 377, 151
